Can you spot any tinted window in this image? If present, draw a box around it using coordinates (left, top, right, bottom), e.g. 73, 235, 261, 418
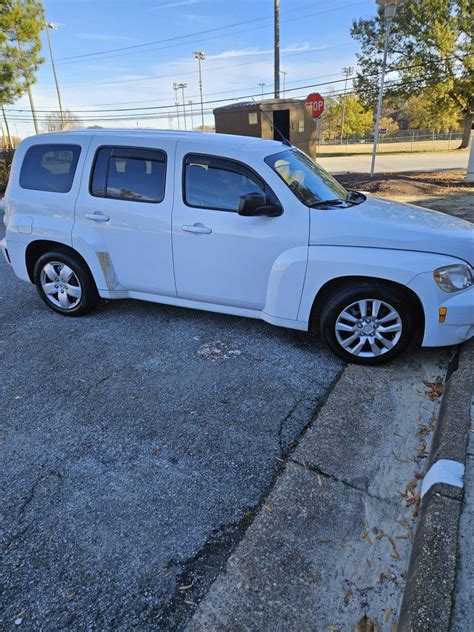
184, 154, 269, 212
20, 144, 81, 193
91, 146, 166, 203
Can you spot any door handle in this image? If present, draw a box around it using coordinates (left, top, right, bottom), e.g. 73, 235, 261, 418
182, 223, 212, 234
85, 212, 110, 222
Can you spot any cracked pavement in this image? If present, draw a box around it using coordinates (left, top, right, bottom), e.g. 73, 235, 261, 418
0, 225, 342, 630
188, 348, 448, 632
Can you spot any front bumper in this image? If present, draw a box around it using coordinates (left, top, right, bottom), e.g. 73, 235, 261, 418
408, 272, 474, 347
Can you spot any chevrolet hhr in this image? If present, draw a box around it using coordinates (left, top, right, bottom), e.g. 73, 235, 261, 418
1, 130, 473, 364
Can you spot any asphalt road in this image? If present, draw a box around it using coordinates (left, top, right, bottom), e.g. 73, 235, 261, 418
319, 150, 469, 174
0, 229, 342, 630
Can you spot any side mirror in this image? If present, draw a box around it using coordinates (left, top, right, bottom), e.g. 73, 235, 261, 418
238, 192, 283, 217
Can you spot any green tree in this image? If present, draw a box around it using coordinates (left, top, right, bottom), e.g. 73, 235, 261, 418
351, 0, 473, 148
321, 94, 373, 141
0, 0, 45, 134
406, 86, 463, 133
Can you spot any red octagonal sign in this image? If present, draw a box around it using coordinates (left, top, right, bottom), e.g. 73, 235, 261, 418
306, 92, 325, 119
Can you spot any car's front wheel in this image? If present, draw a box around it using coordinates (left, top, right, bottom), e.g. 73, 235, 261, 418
319, 283, 415, 364
34, 250, 99, 316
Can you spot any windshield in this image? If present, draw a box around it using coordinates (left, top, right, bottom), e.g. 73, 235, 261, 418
265, 148, 348, 207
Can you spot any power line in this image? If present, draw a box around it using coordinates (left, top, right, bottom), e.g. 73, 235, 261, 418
5, 73, 459, 123
19, 41, 355, 92
6, 56, 462, 117
53, 1, 361, 66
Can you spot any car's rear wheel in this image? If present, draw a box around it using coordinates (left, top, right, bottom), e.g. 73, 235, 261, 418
319, 283, 414, 364
34, 250, 99, 316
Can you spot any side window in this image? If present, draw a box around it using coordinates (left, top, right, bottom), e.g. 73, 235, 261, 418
90, 146, 166, 203
20, 144, 81, 193
184, 154, 273, 212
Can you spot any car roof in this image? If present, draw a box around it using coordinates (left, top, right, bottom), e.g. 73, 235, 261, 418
27, 128, 289, 154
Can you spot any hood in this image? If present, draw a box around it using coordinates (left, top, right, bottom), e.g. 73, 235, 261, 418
309, 196, 474, 265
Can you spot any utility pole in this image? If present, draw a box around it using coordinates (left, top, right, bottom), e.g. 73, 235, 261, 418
16, 37, 39, 134
177, 83, 188, 130
45, 23, 64, 129
1, 106, 13, 149
280, 70, 287, 98
172, 83, 181, 129
188, 100, 194, 130
193, 51, 206, 130
258, 82, 266, 100
370, 0, 402, 177
274, 0, 280, 99
339, 66, 353, 144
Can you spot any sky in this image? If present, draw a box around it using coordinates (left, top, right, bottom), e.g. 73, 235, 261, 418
5, 0, 379, 137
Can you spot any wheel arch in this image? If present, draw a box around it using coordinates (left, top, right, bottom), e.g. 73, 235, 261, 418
25, 239, 95, 284
309, 275, 425, 343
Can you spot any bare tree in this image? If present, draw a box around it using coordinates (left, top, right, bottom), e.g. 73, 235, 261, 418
44, 109, 83, 132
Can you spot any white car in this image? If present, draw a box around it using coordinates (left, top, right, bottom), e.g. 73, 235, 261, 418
1, 130, 473, 364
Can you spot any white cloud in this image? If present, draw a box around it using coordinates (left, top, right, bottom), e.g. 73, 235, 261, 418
76, 33, 137, 43
151, 0, 200, 9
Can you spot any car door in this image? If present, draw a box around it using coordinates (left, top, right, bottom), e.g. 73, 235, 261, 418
74, 137, 176, 296
172, 144, 309, 311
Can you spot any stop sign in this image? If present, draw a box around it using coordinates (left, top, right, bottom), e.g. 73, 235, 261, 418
306, 92, 325, 119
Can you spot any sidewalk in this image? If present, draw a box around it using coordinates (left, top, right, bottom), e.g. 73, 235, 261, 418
319, 150, 469, 175
186, 349, 448, 631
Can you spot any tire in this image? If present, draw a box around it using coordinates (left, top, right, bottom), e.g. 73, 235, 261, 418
33, 249, 99, 316
319, 283, 414, 365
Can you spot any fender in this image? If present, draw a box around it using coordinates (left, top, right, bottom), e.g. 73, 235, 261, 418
297, 246, 462, 325
263, 246, 308, 322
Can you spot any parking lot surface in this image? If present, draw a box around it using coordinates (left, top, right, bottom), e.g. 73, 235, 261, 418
0, 235, 342, 629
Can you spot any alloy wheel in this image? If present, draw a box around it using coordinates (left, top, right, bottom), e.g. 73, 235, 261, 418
40, 261, 82, 310
334, 298, 403, 358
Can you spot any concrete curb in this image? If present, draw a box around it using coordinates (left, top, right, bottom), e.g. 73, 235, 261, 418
398, 339, 474, 631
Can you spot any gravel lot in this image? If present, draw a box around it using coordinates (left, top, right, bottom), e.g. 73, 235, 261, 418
0, 224, 342, 630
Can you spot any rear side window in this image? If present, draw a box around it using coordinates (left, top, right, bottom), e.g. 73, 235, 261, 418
90, 146, 166, 203
183, 154, 275, 212
20, 144, 81, 193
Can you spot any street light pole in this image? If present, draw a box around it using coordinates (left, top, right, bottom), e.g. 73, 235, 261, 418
172, 83, 180, 129
178, 83, 188, 130
370, 0, 401, 177
193, 51, 206, 130
339, 66, 353, 145
258, 82, 266, 100
188, 100, 194, 130
45, 22, 64, 129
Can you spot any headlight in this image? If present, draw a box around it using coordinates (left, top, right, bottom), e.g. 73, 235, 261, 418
433, 264, 473, 292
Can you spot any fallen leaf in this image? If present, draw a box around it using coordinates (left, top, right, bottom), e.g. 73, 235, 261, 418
356, 615, 381, 632
178, 583, 193, 591
384, 607, 392, 623
319, 538, 332, 544
65, 592, 76, 601
262, 503, 273, 512
317, 474, 323, 488
344, 588, 353, 605
184, 599, 195, 606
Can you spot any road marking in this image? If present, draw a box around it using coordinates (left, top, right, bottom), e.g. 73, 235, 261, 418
421, 459, 465, 498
